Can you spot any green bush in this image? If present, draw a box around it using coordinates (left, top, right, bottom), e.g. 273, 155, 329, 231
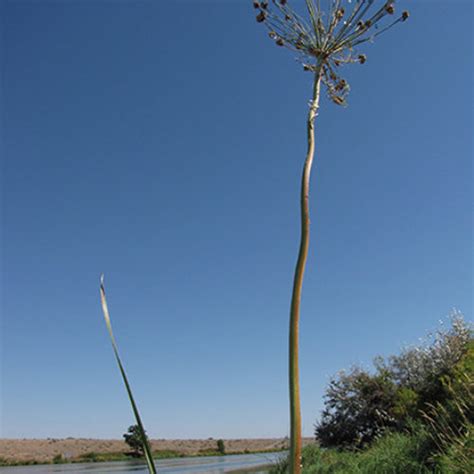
316, 368, 398, 449
301, 316, 473, 473
392, 387, 419, 421
315, 315, 472, 450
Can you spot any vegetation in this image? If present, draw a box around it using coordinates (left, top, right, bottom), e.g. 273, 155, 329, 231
0, 457, 40, 467
217, 439, 226, 454
77, 449, 182, 463
99, 276, 156, 473
421, 341, 474, 473
52, 454, 65, 464
253, 2, 409, 472
0, 447, 286, 467
315, 313, 472, 449
271, 314, 473, 473
124, 424, 152, 457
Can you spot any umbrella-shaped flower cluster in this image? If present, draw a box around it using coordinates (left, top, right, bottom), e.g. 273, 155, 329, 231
254, 0, 409, 105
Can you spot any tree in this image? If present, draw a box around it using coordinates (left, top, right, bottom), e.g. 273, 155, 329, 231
124, 424, 151, 457
253, 2, 409, 472
217, 439, 226, 455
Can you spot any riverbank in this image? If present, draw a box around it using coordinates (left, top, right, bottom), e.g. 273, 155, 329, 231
0, 438, 312, 467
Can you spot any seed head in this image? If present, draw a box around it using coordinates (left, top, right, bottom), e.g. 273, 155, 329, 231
253, 0, 410, 106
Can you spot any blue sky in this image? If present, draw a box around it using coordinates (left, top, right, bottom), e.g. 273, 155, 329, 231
1, 0, 472, 439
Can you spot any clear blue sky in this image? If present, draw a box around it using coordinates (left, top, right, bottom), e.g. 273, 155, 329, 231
1, 0, 472, 439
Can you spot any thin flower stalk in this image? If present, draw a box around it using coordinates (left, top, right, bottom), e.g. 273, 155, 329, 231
289, 60, 323, 473
253, 2, 409, 473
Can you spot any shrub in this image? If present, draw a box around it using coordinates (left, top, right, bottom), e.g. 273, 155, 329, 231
383, 312, 471, 398
315, 314, 472, 449
315, 367, 398, 449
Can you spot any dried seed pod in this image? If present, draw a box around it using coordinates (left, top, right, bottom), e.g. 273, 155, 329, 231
261, 1, 268, 10
335, 8, 345, 21
335, 79, 347, 91
280, 0, 287, 5
332, 95, 345, 106
268, 31, 277, 39
253, 1, 260, 9
276, 38, 285, 46
256, 11, 266, 23
308, 46, 322, 57
402, 11, 409, 21
358, 54, 367, 64
385, 3, 395, 15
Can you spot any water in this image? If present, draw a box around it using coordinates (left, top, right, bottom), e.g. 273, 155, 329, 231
0, 452, 284, 474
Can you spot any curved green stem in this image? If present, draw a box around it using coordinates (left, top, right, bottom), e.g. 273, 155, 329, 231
289, 68, 323, 474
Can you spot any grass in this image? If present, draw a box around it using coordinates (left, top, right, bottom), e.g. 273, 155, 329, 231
270, 433, 433, 474
0, 457, 41, 467
0, 447, 287, 467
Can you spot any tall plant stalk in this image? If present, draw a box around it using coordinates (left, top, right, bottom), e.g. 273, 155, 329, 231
289, 63, 322, 470
253, 2, 409, 473
100, 276, 157, 474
